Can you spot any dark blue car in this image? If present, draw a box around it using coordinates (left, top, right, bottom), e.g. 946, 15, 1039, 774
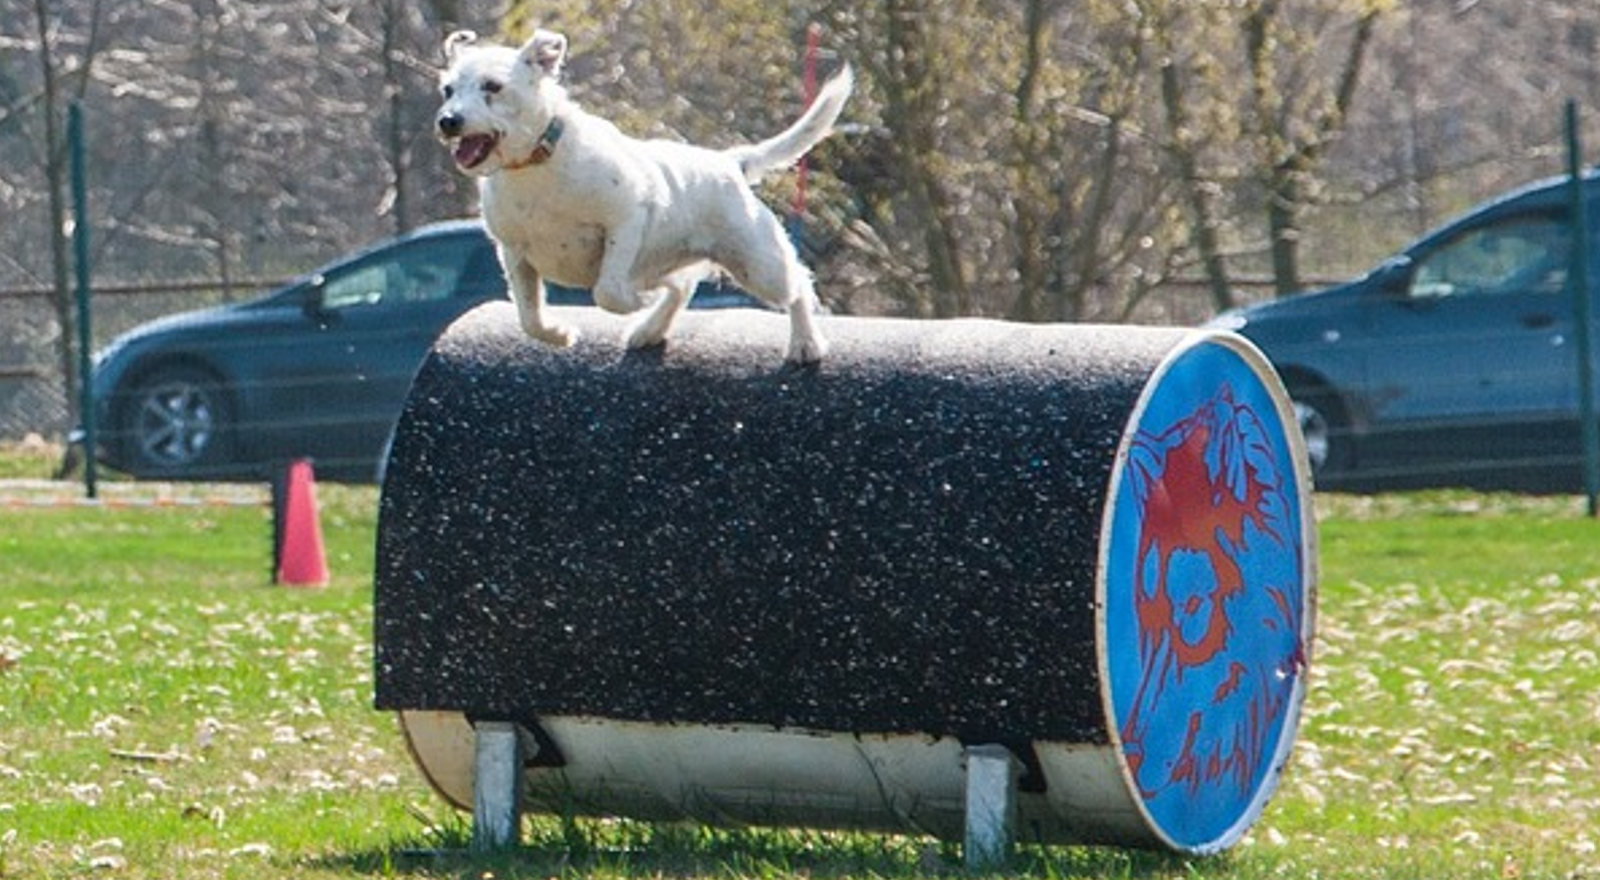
1211, 171, 1600, 490
84, 219, 761, 481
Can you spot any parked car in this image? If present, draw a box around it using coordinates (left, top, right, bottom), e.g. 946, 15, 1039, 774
1210, 170, 1600, 491
81, 219, 762, 482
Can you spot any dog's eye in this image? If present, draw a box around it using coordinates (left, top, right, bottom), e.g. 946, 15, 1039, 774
482, 80, 503, 95
442, 85, 455, 99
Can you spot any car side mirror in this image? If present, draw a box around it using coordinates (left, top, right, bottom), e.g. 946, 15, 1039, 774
1368, 255, 1412, 295
301, 278, 336, 323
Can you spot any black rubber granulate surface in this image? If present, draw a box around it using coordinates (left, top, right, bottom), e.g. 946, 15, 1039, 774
375, 303, 1187, 745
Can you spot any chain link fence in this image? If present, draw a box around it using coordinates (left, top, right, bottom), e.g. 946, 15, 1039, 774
0, 282, 281, 446
3, 256, 1596, 496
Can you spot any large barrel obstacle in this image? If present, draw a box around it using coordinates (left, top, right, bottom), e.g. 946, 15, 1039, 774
374, 303, 1316, 861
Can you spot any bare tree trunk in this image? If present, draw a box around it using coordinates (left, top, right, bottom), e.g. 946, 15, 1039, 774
30, 0, 106, 430
880, 0, 969, 316
195, 0, 237, 297
1247, 2, 1379, 297
34, 0, 75, 426
425, 0, 464, 32
1265, 162, 1302, 297
1008, 0, 1050, 322
1159, 57, 1235, 312
381, 0, 411, 234
1064, 112, 1126, 320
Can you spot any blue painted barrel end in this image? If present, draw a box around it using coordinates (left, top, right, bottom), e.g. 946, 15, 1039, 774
1101, 334, 1314, 853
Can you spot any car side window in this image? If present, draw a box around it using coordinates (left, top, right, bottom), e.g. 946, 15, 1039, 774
1409, 215, 1570, 300
321, 236, 477, 310
458, 240, 508, 299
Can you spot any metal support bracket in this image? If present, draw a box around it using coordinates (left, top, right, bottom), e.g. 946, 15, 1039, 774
471, 720, 524, 851
963, 743, 1021, 871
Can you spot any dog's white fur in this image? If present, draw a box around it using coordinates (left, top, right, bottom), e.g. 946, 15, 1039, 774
436, 29, 852, 363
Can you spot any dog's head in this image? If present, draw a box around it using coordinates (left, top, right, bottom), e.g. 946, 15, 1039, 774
436, 29, 568, 177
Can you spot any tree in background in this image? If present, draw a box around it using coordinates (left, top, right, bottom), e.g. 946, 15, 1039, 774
1, 0, 469, 286
850, 0, 972, 317
494, 0, 1391, 318
0, 0, 465, 438
1145, 0, 1389, 308
5, 0, 107, 429
499, 0, 1194, 321
998, 0, 1183, 323
1, 1, 1597, 396
1241, 0, 1387, 298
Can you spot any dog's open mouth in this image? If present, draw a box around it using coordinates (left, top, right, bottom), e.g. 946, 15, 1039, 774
453, 133, 498, 169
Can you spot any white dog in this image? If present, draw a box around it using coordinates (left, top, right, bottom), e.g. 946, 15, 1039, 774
436, 29, 852, 364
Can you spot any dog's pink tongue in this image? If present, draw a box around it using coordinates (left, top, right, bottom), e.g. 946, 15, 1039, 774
454, 135, 495, 169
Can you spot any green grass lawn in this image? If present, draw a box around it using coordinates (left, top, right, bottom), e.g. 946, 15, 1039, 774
2, 485, 1599, 878
0, 441, 64, 481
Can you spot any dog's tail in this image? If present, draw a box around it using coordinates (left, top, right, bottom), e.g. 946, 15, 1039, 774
729, 64, 853, 184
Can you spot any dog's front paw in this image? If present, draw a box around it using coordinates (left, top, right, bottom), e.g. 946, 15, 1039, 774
593, 282, 645, 315
786, 333, 830, 365
527, 322, 579, 349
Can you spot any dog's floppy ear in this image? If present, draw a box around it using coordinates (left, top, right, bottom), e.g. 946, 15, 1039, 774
443, 30, 478, 64
518, 29, 568, 77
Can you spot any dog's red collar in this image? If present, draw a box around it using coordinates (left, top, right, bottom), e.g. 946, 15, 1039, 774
504, 117, 565, 170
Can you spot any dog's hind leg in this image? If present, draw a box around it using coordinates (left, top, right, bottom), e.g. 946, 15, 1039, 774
783, 284, 829, 364
623, 273, 698, 351
503, 249, 577, 348
726, 209, 828, 364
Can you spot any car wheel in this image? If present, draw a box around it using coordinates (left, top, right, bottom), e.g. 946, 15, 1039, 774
120, 366, 232, 476
1288, 386, 1350, 482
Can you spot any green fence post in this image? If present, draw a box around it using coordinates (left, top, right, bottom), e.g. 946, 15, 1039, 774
1566, 100, 1597, 517
70, 102, 97, 499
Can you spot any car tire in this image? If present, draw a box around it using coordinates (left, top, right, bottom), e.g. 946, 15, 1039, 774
119, 365, 233, 477
1288, 385, 1351, 484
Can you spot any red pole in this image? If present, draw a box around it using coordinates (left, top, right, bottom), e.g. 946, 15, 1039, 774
791, 23, 822, 222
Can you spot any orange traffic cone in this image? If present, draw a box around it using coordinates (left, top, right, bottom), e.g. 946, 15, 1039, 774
274, 458, 329, 587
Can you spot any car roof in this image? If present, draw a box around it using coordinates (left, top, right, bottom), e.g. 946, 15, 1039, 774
271, 219, 487, 290
334, 218, 486, 261
401, 218, 486, 238
1379, 168, 1600, 263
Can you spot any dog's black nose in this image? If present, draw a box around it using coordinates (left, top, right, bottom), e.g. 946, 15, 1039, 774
438, 113, 465, 137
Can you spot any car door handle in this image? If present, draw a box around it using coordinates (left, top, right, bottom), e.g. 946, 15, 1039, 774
1520, 313, 1556, 330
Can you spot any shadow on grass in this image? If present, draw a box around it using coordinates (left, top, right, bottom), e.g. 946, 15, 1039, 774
312, 814, 1207, 879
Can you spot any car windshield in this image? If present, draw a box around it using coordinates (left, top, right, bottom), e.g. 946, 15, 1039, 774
1409, 214, 1570, 299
